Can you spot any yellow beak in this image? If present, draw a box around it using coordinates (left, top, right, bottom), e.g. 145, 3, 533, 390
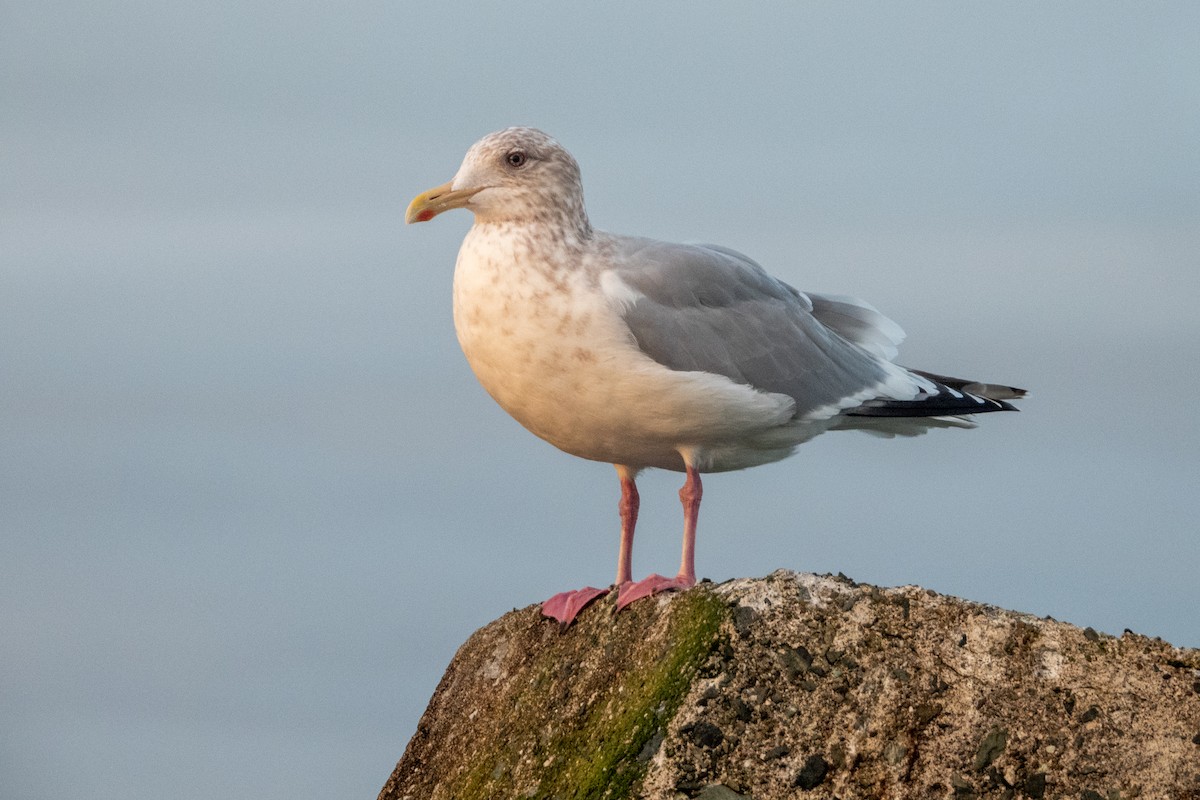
405, 181, 483, 224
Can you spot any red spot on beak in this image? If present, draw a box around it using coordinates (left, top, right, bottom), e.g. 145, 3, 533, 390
416, 209, 435, 222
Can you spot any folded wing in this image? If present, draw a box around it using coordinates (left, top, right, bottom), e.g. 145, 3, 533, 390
601, 237, 1022, 422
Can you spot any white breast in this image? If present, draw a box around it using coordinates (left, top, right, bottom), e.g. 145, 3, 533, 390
451, 224, 799, 471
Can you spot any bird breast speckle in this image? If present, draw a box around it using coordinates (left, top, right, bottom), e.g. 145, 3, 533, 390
449, 222, 800, 471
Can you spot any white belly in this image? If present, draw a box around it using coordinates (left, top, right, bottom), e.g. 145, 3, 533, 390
450, 230, 801, 471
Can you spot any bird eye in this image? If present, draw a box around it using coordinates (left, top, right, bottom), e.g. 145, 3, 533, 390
505, 150, 528, 168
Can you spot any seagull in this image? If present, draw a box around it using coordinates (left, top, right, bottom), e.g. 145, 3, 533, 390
406, 127, 1024, 627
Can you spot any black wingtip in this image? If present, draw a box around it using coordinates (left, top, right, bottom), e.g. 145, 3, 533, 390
845, 372, 1026, 419
909, 369, 1027, 402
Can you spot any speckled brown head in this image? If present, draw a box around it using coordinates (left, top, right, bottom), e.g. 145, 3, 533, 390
406, 127, 591, 235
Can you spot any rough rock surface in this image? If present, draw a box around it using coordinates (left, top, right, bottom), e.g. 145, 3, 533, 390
379, 572, 1200, 799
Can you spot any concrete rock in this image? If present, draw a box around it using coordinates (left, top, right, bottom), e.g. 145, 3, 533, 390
378, 572, 1200, 799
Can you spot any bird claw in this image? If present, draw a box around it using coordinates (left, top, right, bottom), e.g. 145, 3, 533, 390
616, 573, 696, 612
541, 586, 609, 628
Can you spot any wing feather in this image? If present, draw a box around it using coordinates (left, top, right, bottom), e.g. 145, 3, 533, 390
598, 237, 919, 419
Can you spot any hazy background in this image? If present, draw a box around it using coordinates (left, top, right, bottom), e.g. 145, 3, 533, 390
3, 3, 1197, 799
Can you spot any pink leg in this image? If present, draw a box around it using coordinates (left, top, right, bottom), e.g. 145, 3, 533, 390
615, 466, 639, 585
677, 464, 701, 584
616, 464, 701, 611
542, 466, 640, 627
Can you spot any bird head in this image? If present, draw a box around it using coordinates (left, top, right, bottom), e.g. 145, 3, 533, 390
406, 127, 589, 231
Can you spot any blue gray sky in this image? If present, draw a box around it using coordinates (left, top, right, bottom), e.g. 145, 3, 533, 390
3, 4, 1198, 799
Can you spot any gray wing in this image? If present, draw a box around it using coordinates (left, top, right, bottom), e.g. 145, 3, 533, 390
602, 236, 906, 419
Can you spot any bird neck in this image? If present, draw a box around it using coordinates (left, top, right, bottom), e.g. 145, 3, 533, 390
472, 209, 593, 254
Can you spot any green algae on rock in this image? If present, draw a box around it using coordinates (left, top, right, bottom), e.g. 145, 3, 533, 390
379, 587, 726, 800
